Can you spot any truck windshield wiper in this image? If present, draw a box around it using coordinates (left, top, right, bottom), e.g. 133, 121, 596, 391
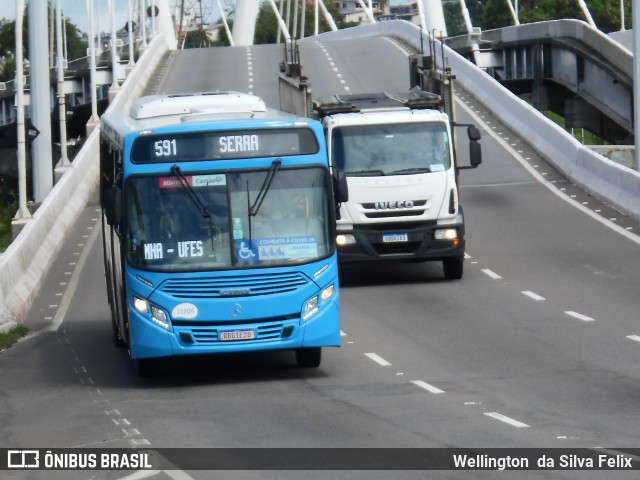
249, 159, 281, 217
345, 169, 385, 176
170, 165, 211, 218
387, 167, 432, 175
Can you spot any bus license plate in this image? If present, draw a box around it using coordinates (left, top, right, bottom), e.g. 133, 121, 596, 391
220, 328, 255, 341
383, 233, 408, 243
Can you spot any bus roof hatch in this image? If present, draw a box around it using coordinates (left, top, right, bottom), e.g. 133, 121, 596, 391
130, 91, 267, 120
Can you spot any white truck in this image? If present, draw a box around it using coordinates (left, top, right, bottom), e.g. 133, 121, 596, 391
279, 42, 481, 279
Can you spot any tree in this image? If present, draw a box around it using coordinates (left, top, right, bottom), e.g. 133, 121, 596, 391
586, 0, 632, 33
0, 10, 88, 79
482, 0, 516, 30
183, 27, 213, 48
444, 0, 484, 37
254, 0, 345, 45
481, 0, 631, 33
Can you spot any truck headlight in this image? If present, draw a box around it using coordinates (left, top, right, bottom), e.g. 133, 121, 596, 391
435, 228, 458, 240
336, 234, 356, 246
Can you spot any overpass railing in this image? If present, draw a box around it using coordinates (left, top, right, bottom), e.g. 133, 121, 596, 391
0, 35, 171, 331
306, 21, 640, 225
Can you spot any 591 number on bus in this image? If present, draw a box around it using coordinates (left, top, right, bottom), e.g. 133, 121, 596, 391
154, 139, 177, 157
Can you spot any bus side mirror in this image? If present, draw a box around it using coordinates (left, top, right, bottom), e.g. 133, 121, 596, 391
468, 126, 482, 168
105, 187, 123, 226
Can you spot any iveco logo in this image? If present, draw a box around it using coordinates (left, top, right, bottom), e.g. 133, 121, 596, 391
230, 303, 243, 317
374, 200, 414, 210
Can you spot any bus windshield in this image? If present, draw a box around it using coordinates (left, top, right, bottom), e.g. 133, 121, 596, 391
332, 122, 451, 176
125, 166, 332, 271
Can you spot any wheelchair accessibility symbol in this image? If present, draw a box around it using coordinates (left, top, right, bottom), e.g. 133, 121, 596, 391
236, 241, 257, 261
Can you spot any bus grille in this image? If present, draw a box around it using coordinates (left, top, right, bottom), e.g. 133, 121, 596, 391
188, 324, 284, 343
160, 272, 308, 298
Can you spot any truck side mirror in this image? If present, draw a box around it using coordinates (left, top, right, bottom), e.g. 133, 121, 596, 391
105, 187, 123, 227
334, 172, 349, 204
467, 125, 481, 141
468, 126, 482, 168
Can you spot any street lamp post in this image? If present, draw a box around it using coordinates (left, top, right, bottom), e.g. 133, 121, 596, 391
14, 0, 31, 221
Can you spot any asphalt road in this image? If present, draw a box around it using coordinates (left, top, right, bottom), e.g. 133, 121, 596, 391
2, 36, 640, 480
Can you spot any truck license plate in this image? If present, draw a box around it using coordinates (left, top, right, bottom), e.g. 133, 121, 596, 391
382, 233, 408, 243
220, 328, 255, 341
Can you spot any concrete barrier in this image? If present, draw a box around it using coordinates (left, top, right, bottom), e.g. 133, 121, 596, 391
0, 35, 171, 328
307, 21, 640, 223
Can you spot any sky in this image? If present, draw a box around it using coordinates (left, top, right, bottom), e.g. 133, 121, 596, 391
1, 1, 412, 36
0, 0, 227, 35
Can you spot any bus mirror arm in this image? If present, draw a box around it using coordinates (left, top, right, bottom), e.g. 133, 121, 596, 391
105, 187, 123, 226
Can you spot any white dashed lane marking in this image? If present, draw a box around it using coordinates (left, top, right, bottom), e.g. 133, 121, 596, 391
411, 380, 445, 394
484, 412, 530, 428
564, 311, 595, 322
365, 352, 392, 367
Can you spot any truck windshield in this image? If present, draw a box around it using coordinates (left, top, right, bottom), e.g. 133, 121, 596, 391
332, 122, 451, 176
125, 167, 332, 271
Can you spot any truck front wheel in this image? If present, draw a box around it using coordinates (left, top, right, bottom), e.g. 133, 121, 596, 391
443, 258, 464, 280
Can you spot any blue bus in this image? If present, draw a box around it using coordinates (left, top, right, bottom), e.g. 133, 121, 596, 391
99, 92, 346, 375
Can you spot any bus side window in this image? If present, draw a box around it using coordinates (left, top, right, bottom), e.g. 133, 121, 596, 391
103, 143, 124, 229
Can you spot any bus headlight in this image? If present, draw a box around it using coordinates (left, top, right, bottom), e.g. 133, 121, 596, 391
321, 284, 334, 302
133, 297, 149, 314
302, 296, 319, 321
151, 306, 170, 330
302, 285, 334, 322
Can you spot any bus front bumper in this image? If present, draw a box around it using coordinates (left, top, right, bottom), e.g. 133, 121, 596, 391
128, 300, 340, 360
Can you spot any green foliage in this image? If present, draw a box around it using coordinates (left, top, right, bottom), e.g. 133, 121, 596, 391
0, 56, 17, 83
0, 183, 17, 252
444, 0, 484, 37
544, 110, 608, 146
0, 325, 29, 352
254, 0, 344, 45
183, 28, 214, 48
0, 10, 88, 72
479, 0, 632, 33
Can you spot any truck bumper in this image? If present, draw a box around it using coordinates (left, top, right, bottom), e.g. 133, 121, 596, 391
337, 219, 465, 263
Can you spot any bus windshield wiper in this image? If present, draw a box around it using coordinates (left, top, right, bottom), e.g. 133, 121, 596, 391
249, 159, 281, 217
171, 165, 216, 253
387, 167, 432, 175
170, 165, 211, 219
345, 169, 385, 176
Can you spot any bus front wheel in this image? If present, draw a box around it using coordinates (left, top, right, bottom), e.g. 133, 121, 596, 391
296, 347, 322, 368
134, 358, 154, 377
